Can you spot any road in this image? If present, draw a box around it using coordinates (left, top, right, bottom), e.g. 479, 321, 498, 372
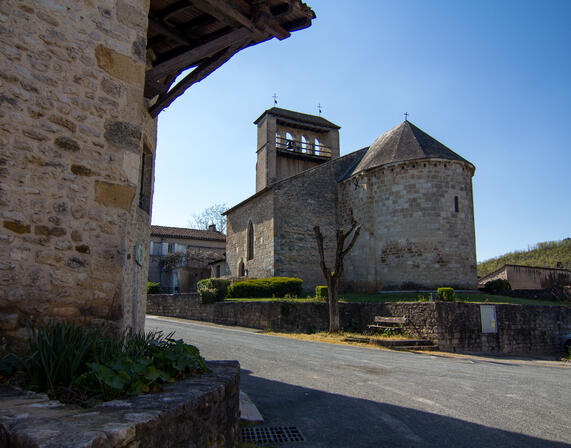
146, 316, 571, 448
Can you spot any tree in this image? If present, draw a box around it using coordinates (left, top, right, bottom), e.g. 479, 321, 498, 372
314, 210, 361, 333
190, 203, 227, 234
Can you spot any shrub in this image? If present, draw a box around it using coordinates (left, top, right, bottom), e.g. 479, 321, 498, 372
0, 322, 207, 404
197, 278, 230, 303
437, 287, 455, 301
483, 279, 511, 291
315, 285, 328, 299
147, 282, 161, 294
227, 277, 303, 298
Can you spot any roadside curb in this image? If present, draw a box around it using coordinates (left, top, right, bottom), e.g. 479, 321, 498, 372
239, 390, 264, 424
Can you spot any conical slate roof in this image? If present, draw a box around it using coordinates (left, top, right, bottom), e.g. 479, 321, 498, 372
352, 120, 472, 175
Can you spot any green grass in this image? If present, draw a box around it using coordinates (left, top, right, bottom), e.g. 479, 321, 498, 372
224, 293, 568, 307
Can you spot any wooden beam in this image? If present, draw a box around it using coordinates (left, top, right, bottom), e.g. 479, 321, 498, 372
191, 0, 255, 31
146, 27, 251, 82
156, 0, 192, 21
149, 39, 249, 117
148, 17, 192, 46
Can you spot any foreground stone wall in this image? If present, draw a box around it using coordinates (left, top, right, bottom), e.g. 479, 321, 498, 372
0, 0, 156, 351
0, 360, 239, 447
340, 159, 477, 290
147, 295, 571, 356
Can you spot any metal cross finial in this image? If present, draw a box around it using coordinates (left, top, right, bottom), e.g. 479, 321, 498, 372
273, 93, 278, 106
318, 103, 322, 116
404, 112, 409, 121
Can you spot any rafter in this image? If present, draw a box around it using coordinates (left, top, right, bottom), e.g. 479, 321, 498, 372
146, 27, 251, 83
149, 38, 250, 117
148, 16, 192, 47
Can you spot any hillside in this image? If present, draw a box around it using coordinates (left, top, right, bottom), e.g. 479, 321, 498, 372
477, 238, 571, 277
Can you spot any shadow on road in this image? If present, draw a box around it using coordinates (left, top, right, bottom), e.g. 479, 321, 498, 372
240, 369, 569, 448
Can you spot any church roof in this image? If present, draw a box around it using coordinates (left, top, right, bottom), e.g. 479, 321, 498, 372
352, 120, 473, 175
254, 107, 341, 130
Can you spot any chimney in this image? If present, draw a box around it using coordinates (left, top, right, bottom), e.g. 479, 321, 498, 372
208, 224, 217, 232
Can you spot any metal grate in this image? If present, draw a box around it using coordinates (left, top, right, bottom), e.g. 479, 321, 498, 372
239, 426, 305, 445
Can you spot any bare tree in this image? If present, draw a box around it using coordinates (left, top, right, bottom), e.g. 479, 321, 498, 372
190, 203, 227, 234
314, 210, 361, 333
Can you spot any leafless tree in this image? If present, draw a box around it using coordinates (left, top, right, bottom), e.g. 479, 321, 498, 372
189, 203, 227, 234
314, 209, 361, 333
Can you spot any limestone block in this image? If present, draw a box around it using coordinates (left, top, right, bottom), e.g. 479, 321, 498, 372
95, 181, 135, 210
94, 45, 144, 86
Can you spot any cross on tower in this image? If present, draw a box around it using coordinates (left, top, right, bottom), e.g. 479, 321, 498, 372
404, 112, 409, 121
318, 103, 322, 116
273, 93, 278, 106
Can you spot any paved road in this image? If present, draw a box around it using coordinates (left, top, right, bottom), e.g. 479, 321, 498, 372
146, 316, 571, 448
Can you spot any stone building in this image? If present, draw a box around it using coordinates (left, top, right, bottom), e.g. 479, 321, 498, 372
225, 108, 478, 291
478, 264, 571, 290
148, 225, 225, 293
0, 0, 315, 351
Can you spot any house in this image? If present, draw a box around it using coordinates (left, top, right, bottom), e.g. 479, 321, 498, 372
224, 108, 478, 291
478, 264, 571, 290
148, 225, 225, 293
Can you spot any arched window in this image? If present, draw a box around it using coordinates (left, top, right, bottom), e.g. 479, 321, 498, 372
247, 220, 254, 260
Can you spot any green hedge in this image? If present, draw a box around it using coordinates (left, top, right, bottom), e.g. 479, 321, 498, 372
197, 278, 230, 304
227, 277, 303, 298
315, 285, 328, 299
147, 282, 161, 295
483, 279, 511, 291
437, 287, 455, 301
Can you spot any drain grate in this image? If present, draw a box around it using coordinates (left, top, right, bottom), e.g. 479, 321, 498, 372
239, 426, 305, 445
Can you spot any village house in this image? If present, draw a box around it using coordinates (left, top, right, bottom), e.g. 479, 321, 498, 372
148, 225, 225, 293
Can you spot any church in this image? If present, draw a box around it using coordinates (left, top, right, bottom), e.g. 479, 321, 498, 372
224, 108, 478, 292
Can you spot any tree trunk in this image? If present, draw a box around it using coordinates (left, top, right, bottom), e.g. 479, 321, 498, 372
327, 277, 340, 333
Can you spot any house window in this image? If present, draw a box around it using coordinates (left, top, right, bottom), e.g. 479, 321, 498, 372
216, 265, 221, 278
454, 196, 459, 213
247, 220, 254, 260
139, 145, 153, 213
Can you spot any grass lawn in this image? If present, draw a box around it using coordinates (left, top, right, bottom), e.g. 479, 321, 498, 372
225, 292, 568, 307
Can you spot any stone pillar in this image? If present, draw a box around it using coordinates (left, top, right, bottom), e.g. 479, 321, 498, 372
0, 0, 156, 353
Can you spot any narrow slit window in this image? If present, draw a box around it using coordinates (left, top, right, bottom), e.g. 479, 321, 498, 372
454, 196, 459, 213
247, 220, 254, 260
139, 145, 153, 213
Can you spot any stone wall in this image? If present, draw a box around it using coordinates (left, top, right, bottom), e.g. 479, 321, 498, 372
479, 265, 571, 290
340, 159, 477, 291
0, 0, 156, 352
225, 190, 274, 279
147, 295, 571, 356
0, 360, 239, 448
272, 150, 366, 291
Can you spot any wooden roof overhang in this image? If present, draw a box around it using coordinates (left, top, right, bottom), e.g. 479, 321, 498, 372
146, 0, 316, 117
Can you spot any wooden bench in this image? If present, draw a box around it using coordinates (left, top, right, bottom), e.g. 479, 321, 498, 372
367, 316, 407, 333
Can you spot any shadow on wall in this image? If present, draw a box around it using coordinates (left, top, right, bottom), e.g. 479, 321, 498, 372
239, 370, 570, 448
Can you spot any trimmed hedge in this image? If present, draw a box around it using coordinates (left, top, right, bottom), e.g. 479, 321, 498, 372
197, 278, 230, 304
147, 282, 161, 295
483, 279, 511, 291
437, 287, 455, 301
227, 277, 302, 298
315, 285, 328, 299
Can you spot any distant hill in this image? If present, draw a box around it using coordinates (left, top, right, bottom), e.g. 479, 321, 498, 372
477, 238, 571, 277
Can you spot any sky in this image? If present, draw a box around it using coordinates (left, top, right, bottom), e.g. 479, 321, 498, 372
151, 0, 571, 263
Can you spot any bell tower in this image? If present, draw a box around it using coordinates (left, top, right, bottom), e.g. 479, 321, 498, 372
253, 108, 340, 192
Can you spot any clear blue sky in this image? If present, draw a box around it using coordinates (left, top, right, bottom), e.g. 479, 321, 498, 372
152, 0, 571, 262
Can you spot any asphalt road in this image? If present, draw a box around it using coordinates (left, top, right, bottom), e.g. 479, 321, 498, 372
146, 316, 571, 448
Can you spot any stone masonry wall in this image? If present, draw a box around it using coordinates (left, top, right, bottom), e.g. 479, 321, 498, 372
0, 0, 156, 352
340, 159, 477, 291
272, 150, 366, 291
0, 360, 239, 447
226, 190, 274, 279
147, 295, 571, 356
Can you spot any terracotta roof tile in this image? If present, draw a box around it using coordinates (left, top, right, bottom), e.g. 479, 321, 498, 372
150, 225, 226, 241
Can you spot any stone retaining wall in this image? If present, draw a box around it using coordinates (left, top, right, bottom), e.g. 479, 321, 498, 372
147, 294, 571, 356
0, 361, 239, 448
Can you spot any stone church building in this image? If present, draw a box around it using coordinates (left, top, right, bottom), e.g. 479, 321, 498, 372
225, 108, 478, 291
